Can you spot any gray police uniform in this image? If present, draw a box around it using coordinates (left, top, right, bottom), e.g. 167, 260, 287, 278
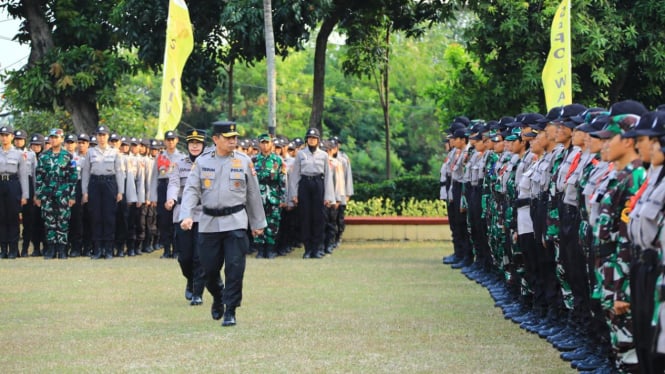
288, 146, 335, 258
81, 144, 124, 258
151, 148, 184, 258
180, 149, 266, 313
0, 145, 29, 258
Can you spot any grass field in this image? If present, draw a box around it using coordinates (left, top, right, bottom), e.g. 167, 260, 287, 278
0, 241, 573, 373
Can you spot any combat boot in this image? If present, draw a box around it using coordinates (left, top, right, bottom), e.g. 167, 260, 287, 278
104, 246, 113, 260
20, 241, 29, 257
91, 245, 102, 260
127, 242, 136, 257
265, 245, 278, 259
30, 242, 42, 257
0, 243, 8, 258
56, 244, 68, 259
115, 244, 125, 257
255, 244, 266, 259
43, 244, 56, 259
160, 244, 172, 259
69, 242, 81, 258
8, 242, 19, 259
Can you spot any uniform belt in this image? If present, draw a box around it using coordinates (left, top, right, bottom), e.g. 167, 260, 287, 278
0, 173, 17, 181
91, 174, 115, 181
203, 204, 245, 217
515, 198, 532, 208
638, 248, 660, 266
302, 174, 323, 181
158, 178, 169, 185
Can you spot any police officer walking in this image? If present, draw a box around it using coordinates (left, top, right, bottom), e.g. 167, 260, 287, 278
179, 121, 266, 327
81, 126, 125, 259
0, 126, 29, 259
288, 128, 335, 259
34, 129, 78, 259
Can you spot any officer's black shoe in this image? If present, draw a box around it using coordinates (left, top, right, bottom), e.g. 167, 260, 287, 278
56, 245, 68, 259
572, 355, 606, 371
160, 252, 172, 259
324, 245, 334, 254
560, 346, 592, 362
104, 248, 113, 260
0, 247, 7, 259
69, 250, 80, 258
266, 248, 278, 259
127, 250, 135, 257
43, 245, 56, 259
211, 299, 224, 320
302, 251, 311, 259
91, 248, 102, 260
190, 296, 203, 306
222, 307, 236, 327
310, 251, 324, 259
185, 281, 193, 301
442, 254, 457, 264
116, 249, 125, 258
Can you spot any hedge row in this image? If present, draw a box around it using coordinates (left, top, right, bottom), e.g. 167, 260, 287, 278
352, 175, 439, 214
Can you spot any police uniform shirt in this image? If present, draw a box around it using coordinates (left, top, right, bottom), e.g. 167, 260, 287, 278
462, 147, 477, 184
149, 149, 184, 202
288, 147, 335, 204
556, 145, 582, 194
439, 153, 452, 200
451, 144, 470, 183
180, 150, 266, 233
328, 155, 346, 203
143, 154, 155, 202
517, 160, 539, 235
81, 145, 125, 195
338, 151, 354, 200
125, 153, 146, 204
72, 151, 87, 181
0, 145, 29, 199
586, 162, 614, 227
284, 154, 296, 206
627, 165, 664, 249
168, 155, 201, 223
563, 150, 593, 207
21, 149, 36, 177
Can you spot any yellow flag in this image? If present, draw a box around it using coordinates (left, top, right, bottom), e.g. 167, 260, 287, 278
157, 0, 194, 139
541, 0, 572, 111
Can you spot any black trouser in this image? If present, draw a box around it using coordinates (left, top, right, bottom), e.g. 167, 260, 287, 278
324, 205, 338, 248
0, 177, 21, 244
531, 195, 560, 310
88, 175, 118, 248
449, 181, 471, 261
469, 185, 490, 266
127, 203, 141, 247
559, 203, 590, 321
518, 232, 539, 306
114, 192, 128, 253
21, 176, 34, 253
198, 229, 248, 308
298, 175, 325, 254
176, 222, 205, 298
336, 204, 346, 242
68, 180, 84, 253
157, 179, 174, 253
631, 250, 665, 374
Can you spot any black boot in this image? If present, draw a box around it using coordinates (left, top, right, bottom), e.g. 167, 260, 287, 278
127, 242, 136, 257
91, 244, 102, 260
0, 243, 7, 259
57, 244, 68, 259
104, 246, 113, 260
133, 240, 142, 255
8, 242, 19, 259
20, 241, 29, 257
160, 244, 172, 259
69, 242, 81, 258
43, 244, 56, 259
115, 244, 125, 257
30, 242, 42, 257
255, 244, 266, 259
265, 245, 277, 259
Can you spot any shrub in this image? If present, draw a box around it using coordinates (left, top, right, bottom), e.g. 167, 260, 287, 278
347, 197, 447, 217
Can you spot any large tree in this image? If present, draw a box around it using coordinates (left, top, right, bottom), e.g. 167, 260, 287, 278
307, 0, 454, 132
2, 0, 131, 134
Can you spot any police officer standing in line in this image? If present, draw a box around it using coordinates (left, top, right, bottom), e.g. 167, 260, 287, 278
167, 129, 206, 305
28, 133, 46, 256
0, 126, 29, 259
68, 133, 91, 257
288, 128, 335, 259
179, 121, 266, 327
151, 130, 183, 259
13, 129, 34, 257
34, 129, 78, 259
81, 126, 125, 260
253, 133, 287, 259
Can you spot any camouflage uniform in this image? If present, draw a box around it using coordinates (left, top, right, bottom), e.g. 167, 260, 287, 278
35, 147, 78, 258
253, 151, 287, 257
592, 158, 646, 369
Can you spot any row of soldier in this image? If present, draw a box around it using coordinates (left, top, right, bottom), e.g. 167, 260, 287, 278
0, 123, 353, 263
440, 101, 665, 373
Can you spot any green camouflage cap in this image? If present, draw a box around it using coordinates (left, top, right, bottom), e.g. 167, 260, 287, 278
590, 114, 640, 139
505, 127, 522, 141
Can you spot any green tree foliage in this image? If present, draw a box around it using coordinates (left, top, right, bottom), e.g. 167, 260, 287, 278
429, 1, 665, 124
1, 0, 131, 134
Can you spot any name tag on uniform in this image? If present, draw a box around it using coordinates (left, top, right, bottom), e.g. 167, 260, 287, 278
7, 158, 18, 165
104, 155, 115, 163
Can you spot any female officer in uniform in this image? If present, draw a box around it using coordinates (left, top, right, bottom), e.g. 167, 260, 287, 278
0, 125, 28, 259
81, 126, 124, 259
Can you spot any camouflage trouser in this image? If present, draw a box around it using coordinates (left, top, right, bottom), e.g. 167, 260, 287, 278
253, 202, 281, 246
489, 200, 505, 271
41, 196, 71, 245
592, 253, 636, 370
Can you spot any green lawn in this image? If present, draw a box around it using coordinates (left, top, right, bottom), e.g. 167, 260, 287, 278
0, 241, 573, 373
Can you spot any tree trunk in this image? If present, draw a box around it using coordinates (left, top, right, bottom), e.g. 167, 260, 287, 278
23, 0, 54, 67
308, 15, 340, 133
63, 96, 100, 135
382, 28, 391, 180
263, 0, 277, 135
22, 0, 99, 134
227, 61, 234, 120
